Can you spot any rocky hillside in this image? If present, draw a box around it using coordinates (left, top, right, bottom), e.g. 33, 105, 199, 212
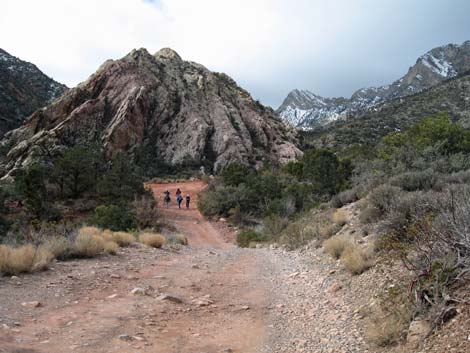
0, 48, 301, 177
279, 40, 470, 128
302, 71, 470, 150
0, 49, 67, 138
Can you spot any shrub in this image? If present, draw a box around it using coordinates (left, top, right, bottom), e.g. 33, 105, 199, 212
330, 188, 359, 208
359, 205, 381, 224
103, 241, 119, 255
323, 235, 353, 259
139, 233, 165, 248
390, 169, 438, 191
132, 196, 161, 230
340, 244, 373, 275
102, 230, 135, 247
0, 244, 53, 275
279, 222, 319, 249
236, 229, 266, 248
331, 209, 348, 227
365, 313, 408, 347
72, 228, 105, 258
368, 184, 403, 215
166, 233, 188, 245
91, 204, 136, 231
263, 215, 289, 239
42, 236, 73, 260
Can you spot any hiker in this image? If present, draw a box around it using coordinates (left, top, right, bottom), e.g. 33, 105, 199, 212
176, 193, 183, 209
185, 194, 191, 209
176, 188, 182, 198
163, 190, 170, 208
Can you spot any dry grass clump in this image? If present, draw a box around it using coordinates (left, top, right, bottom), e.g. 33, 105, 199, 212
331, 209, 348, 227
42, 236, 73, 260
0, 244, 53, 275
139, 233, 166, 248
340, 244, 374, 275
73, 229, 105, 258
172, 233, 188, 245
365, 312, 408, 347
103, 241, 119, 255
323, 235, 354, 259
102, 230, 134, 247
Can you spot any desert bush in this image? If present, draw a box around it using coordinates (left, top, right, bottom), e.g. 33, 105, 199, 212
365, 312, 409, 347
382, 190, 441, 238
330, 188, 360, 208
91, 204, 136, 231
166, 233, 188, 245
263, 215, 289, 239
103, 241, 119, 255
340, 244, 374, 274
331, 209, 348, 227
390, 169, 438, 191
139, 233, 165, 248
368, 184, 403, 215
42, 236, 73, 260
236, 229, 266, 248
132, 196, 161, 230
359, 205, 381, 224
102, 230, 134, 247
72, 228, 105, 258
0, 244, 53, 275
323, 235, 354, 259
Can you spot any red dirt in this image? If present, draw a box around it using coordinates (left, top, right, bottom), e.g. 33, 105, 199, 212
0, 180, 269, 353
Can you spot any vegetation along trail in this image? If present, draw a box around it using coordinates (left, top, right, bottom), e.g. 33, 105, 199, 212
1, 180, 369, 353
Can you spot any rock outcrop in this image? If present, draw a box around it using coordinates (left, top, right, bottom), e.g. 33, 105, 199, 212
279, 40, 470, 128
0, 48, 301, 176
0, 48, 67, 137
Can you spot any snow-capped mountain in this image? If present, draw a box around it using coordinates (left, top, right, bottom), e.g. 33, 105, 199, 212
278, 40, 470, 129
0, 48, 67, 137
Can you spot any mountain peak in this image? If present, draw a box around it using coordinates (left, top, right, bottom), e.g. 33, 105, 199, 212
278, 40, 470, 129
1, 48, 301, 177
154, 48, 182, 61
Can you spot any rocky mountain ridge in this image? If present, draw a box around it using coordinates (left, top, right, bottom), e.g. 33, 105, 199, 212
278, 40, 470, 129
0, 48, 67, 137
0, 48, 301, 177
301, 70, 470, 150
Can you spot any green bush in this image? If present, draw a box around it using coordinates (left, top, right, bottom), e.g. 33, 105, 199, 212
221, 163, 252, 186
236, 229, 266, 247
90, 204, 136, 231
390, 169, 439, 191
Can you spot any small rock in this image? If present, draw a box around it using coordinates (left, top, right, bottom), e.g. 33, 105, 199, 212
218, 217, 227, 223
11, 276, 19, 280
130, 287, 147, 296
191, 264, 200, 269
221, 349, 233, 353
240, 305, 250, 310
21, 301, 41, 308
107, 294, 118, 299
328, 283, 342, 293
119, 334, 134, 341
110, 274, 121, 279
158, 294, 183, 304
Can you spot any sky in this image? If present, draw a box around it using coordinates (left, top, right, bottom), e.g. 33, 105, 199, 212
1, 0, 469, 108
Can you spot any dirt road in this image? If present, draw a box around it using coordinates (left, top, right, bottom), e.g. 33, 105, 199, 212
0, 181, 274, 353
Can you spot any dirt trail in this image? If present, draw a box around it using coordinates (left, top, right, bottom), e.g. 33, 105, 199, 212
0, 181, 273, 353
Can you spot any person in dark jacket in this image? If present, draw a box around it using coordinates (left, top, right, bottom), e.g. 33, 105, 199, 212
185, 194, 191, 209
163, 190, 170, 208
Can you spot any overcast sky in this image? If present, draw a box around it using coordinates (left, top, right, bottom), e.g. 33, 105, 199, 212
1, 0, 469, 108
